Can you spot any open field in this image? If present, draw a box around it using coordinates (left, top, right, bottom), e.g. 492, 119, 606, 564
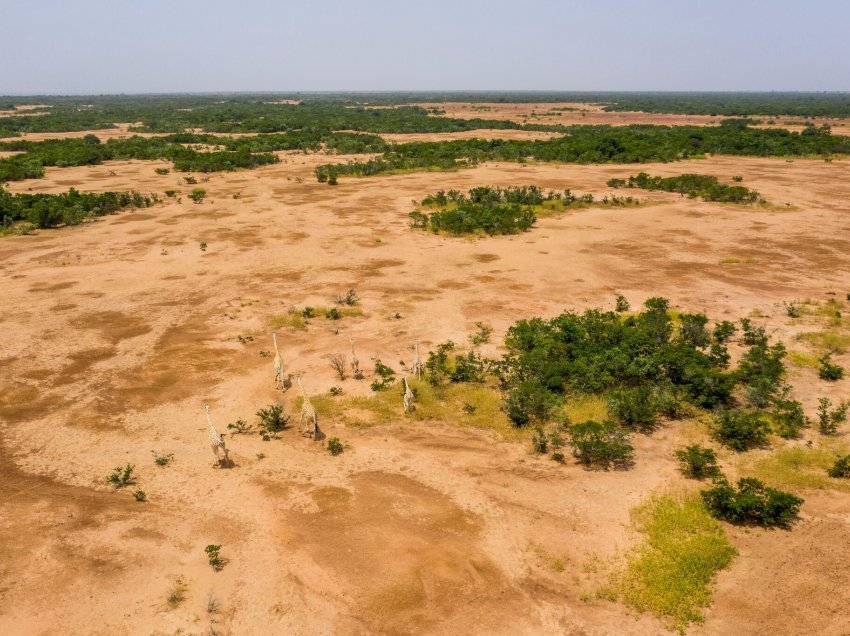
2, 105, 850, 635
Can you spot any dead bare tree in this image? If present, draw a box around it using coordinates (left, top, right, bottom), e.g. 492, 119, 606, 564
328, 353, 348, 380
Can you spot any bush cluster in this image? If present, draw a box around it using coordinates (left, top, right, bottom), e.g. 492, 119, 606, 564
700, 477, 803, 528
607, 172, 762, 204
1, 187, 153, 229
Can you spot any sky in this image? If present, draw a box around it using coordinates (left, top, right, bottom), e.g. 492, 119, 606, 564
2, 0, 849, 95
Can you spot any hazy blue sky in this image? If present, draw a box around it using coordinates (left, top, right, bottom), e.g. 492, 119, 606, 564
2, 0, 849, 94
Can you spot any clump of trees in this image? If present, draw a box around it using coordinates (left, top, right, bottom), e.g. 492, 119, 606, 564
701, 477, 803, 528
0, 186, 154, 229
607, 172, 762, 204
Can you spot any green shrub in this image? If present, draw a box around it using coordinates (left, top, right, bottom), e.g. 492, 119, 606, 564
133, 490, 147, 502
504, 379, 558, 427
615, 294, 630, 313
568, 420, 633, 468
818, 353, 844, 381
226, 418, 252, 434
607, 385, 657, 431
370, 358, 396, 391
188, 187, 206, 203
152, 451, 174, 466
714, 410, 770, 451
154, 167, 169, 175
205, 544, 224, 571
325, 307, 341, 320
713, 320, 736, 343
701, 477, 803, 527
106, 464, 135, 488
327, 438, 344, 456
675, 444, 720, 479
257, 404, 288, 439
771, 397, 809, 438
827, 455, 850, 478
469, 321, 493, 346
531, 426, 549, 454
817, 397, 848, 435
329, 386, 343, 396
610, 172, 761, 204
334, 289, 360, 306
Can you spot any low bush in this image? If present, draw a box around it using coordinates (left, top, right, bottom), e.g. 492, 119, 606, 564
827, 455, 850, 478
152, 451, 175, 466
818, 353, 844, 381
327, 438, 344, 456
675, 444, 720, 479
257, 404, 288, 439
607, 385, 658, 431
568, 420, 633, 468
205, 544, 224, 571
188, 187, 206, 203
227, 418, 252, 434
608, 172, 762, 204
370, 358, 396, 391
701, 477, 803, 528
713, 410, 771, 451
771, 397, 808, 439
817, 397, 848, 435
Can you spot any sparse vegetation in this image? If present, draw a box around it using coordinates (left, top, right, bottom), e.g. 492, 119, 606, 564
106, 464, 136, 488
166, 577, 188, 609
828, 455, 850, 479
327, 438, 344, 455
226, 418, 252, 434
621, 494, 736, 631
469, 321, 493, 346
370, 358, 396, 391
152, 451, 174, 466
188, 188, 206, 204
328, 353, 348, 380
133, 490, 147, 502
205, 544, 224, 571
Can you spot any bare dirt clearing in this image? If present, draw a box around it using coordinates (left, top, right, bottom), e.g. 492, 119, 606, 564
2, 117, 850, 634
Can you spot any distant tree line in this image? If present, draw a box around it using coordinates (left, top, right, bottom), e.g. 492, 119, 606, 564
315, 123, 850, 182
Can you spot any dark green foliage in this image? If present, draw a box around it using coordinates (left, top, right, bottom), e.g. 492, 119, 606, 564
713, 410, 770, 451
675, 444, 720, 479
615, 294, 630, 313
817, 398, 848, 435
568, 420, 634, 469
107, 464, 135, 488
188, 188, 206, 204
370, 358, 396, 391
133, 490, 147, 502
818, 354, 844, 381
713, 320, 736, 343
607, 385, 658, 431
329, 386, 343, 396
607, 172, 761, 204
205, 544, 224, 571
316, 123, 850, 182
771, 397, 809, 439
257, 404, 288, 439
737, 333, 786, 408
327, 438, 344, 456
701, 477, 803, 528
425, 341, 486, 386
499, 298, 738, 427
827, 455, 850, 478
0, 187, 153, 229
503, 379, 559, 427
325, 307, 341, 320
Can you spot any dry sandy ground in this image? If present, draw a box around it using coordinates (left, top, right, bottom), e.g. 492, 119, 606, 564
1, 135, 850, 635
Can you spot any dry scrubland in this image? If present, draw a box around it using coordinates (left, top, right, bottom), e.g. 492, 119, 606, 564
2, 105, 850, 635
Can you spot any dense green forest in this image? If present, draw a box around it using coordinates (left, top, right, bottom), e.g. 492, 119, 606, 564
0, 187, 154, 229
0, 96, 566, 138
1, 93, 848, 139
0, 131, 389, 182
315, 122, 850, 182
608, 173, 762, 203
